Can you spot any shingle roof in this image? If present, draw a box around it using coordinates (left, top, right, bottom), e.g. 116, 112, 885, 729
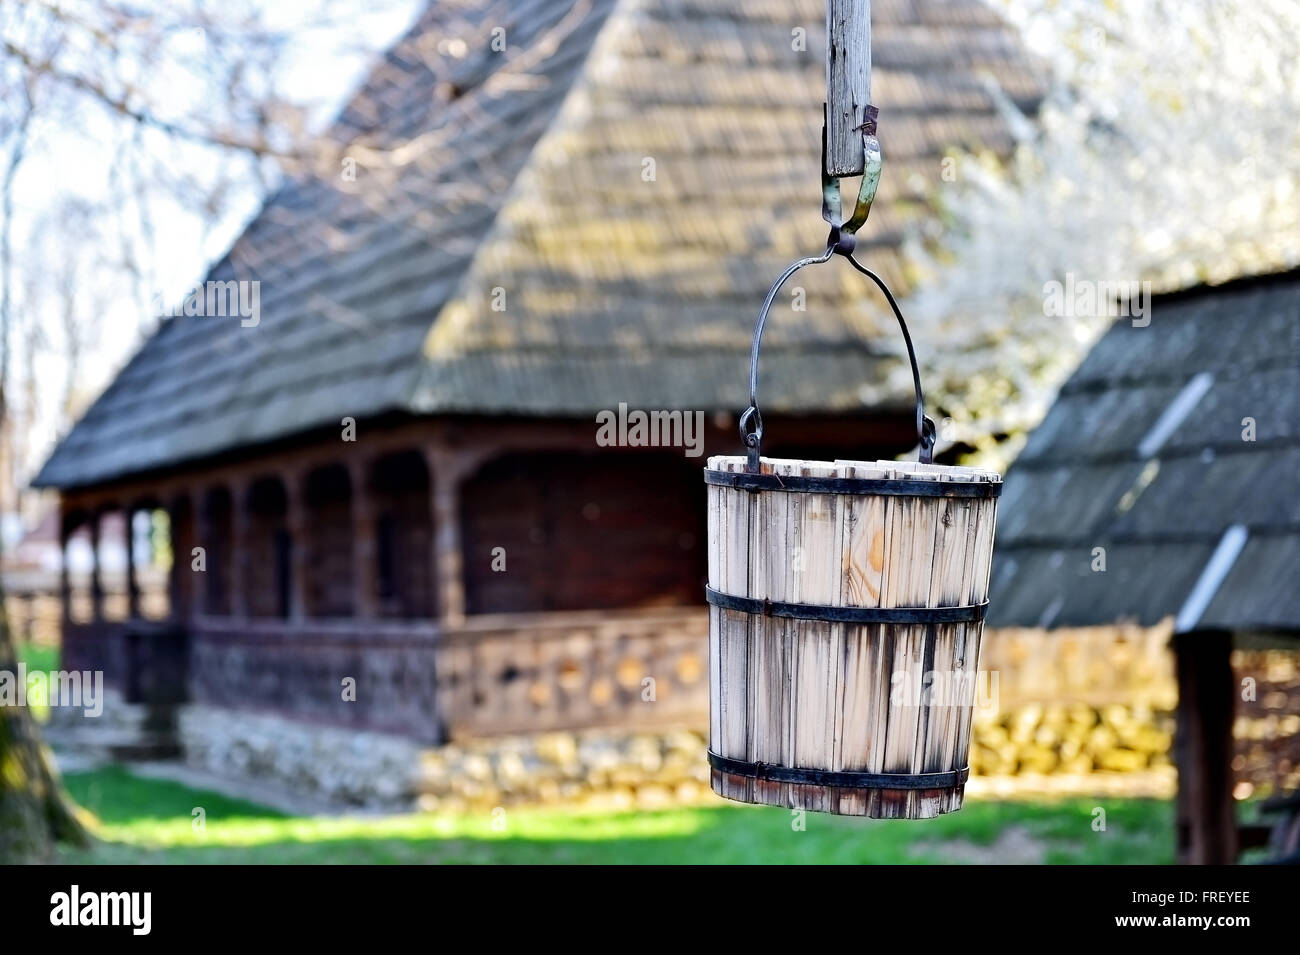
988, 269, 1300, 635
34, 0, 1045, 490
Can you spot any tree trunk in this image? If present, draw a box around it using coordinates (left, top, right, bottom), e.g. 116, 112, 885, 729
0, 607, 90, 863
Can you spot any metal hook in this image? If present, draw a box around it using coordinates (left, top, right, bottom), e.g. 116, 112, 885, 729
822, 105, 882, 255
742, 105, 935, 472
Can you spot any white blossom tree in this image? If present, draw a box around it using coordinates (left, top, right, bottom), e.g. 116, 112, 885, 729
904, 0, 1300, 465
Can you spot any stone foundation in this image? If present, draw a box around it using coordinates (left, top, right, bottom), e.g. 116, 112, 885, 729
57, 633, 1292, 812
178, 705, 711, 812
44, 686, 182, 760
176, 701, 1187, 813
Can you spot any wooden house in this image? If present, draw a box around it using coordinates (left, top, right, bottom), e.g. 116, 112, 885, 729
33, 0, 1044, 746
988, 269, 1300, 862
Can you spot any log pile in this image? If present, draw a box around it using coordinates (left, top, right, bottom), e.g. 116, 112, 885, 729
970, 701, 1174, 777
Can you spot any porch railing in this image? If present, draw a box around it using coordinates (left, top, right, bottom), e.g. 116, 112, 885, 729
437, 607, 708, 738
63, 605, 710, 743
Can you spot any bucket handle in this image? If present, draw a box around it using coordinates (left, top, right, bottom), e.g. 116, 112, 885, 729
739, 248, 936, 473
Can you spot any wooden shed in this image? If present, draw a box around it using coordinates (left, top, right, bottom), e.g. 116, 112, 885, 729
988, 269, 1300, 863
32, 0, 1045, 745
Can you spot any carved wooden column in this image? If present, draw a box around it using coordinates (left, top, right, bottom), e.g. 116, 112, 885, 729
167, 495, 190, 621
165, 501, 179, 619
58, 506, 73, 627
228, 479, 250, 620
349, 458, 378, 619
191, 490, 208, 617
424, 446, 466, 627
125, 505, 141, 619
88, 509, 104, 622
282, 468, 310, 622
425, 442, 494, 628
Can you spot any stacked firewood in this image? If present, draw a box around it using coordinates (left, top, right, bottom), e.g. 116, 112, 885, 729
1233, 650, 1300, 797
970, 702, 1173, 777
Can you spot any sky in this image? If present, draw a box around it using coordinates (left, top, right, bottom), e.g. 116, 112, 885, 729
8, 0, 423, 486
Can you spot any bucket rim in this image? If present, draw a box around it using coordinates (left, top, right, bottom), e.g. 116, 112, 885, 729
704, 468, 1002, 498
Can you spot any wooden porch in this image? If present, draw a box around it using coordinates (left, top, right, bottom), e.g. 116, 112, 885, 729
61, 606, 707, 744
52, 414, 906, 742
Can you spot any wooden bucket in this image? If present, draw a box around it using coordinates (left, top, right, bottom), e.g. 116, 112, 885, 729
705, 455, 1001, 818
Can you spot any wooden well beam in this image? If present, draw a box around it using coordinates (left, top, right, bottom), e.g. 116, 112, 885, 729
826, 0, 871, 177
1173, 629, 1238, 864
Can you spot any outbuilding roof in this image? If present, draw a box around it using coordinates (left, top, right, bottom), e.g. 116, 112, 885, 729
988, 269, 1300, 635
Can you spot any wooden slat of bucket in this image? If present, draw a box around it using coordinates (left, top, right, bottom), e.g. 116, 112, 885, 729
834, 460, 890, 816
915, 468, 976, 817
927, 464, 997, 813
936, 485, 977, 814
952, 478, 1000, 810
715, 457, 752, 803
706, 458, 723, 755
746, 456, 789, 808
944, 469, 990, 813
773, 458, 805, 809
789, 461, 844, 813
885, 462, 940, 817
891, 462, 998, 816
877, 462, 941, 819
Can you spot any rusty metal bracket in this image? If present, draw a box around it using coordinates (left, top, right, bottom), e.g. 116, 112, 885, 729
822, 104, 881, 255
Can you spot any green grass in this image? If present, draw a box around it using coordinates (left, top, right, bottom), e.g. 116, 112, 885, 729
58, 767, 1174, 864
14, 642, 60, 721
16, 643, 60, 673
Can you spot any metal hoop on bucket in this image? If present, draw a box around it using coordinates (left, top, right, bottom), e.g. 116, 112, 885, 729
740, 108, 937, 474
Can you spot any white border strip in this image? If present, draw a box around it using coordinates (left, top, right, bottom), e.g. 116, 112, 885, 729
1175, 524, 1249, 633
1137, 371, 1214, 458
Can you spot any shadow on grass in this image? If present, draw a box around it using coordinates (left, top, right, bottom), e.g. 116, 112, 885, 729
60, 767, 1174, 865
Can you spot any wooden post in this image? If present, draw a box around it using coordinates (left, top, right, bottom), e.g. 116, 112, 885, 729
168, 495, 192, 621
282, 469, 310, 622
826, 0, 871, 177
191, 491, 208, 617
349, 458, 378, 619
425, 448, 466, 627
1173, 629, 1238, 864
58, 508, 73, 627
228, 481, 249, 620
88, 510, 104, 622
125, 506, 141, 619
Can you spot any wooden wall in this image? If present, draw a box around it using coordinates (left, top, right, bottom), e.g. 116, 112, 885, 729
200, 487, 234, 616
304, 464, 354, 618
246, 476, 291, 618
371, 449, 434, 619
461, 451, 707, 615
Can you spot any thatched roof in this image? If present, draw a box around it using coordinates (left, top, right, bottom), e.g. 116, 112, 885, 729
988, 270, 1300, 636
35, 0, 1045, 490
